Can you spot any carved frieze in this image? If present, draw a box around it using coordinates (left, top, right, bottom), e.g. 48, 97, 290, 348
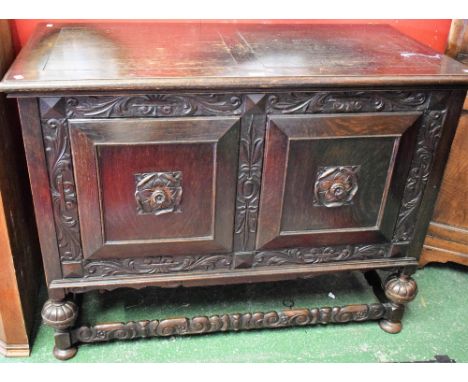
253, 244, 391, 267
80, 243, 391, 278
65, 94, 245, 118
266, 91, 429, 114
83, 255, 233, 277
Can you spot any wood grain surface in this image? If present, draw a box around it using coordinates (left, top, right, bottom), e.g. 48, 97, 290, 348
0, 20, 41, 357
1, 23, 468, 92
420, 20, 468, 267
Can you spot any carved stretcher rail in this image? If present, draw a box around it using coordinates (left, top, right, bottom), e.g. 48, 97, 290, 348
71, 302, 396, 344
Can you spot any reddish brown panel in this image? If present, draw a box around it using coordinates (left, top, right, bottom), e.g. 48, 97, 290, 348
69, 117, 240, 259
99, 144, 214, 241
282, 138, 395, 230
256, 112, 421, 249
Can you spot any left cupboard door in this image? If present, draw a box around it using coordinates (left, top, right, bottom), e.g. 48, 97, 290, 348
69, 117, 240, 260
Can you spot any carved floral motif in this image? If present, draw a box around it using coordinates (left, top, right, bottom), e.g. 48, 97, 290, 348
314, 166, 360, 207
135, 172, 183, 215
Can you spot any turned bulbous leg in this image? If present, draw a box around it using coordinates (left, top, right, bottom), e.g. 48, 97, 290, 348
379, 273, 417, 334
41, 299, 79, 360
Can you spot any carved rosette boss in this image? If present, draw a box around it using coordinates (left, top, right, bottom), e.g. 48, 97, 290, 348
135, 171, 183, 215
314, 166, 360, 207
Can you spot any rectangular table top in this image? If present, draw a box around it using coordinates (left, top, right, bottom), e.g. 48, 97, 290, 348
2, 22, 468, 92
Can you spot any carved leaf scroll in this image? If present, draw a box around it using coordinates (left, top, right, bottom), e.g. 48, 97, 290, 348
65, 94, 244, 118
83, 255, 233, 277
393, 109, 447, 242
253, 244, 391, 267
267, 91, 428, 114
41, 119, 83, 261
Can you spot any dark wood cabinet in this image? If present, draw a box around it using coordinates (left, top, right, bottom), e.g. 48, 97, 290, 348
1, 22, 467, 360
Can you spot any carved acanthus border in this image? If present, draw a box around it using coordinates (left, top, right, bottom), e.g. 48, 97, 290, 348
266, 91, 429, 114
253, 244, 391, 267
41, 119, 82, 261
393, 108, 447, 242
73, 303, 388, 343
83, 255, 233, 278
65, 94, 245, 118
80, 243, 391, 278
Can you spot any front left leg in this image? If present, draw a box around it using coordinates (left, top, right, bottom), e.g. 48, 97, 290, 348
41, 298, 79, 360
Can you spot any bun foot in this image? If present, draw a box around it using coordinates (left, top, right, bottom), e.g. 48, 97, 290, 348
379, 319, 402, 334
53, 346, 78, 361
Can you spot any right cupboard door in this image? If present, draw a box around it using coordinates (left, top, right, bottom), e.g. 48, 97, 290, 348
256, 112, 422, 250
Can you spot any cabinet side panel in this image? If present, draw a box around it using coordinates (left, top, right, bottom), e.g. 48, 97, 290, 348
407, 89, 467, 258
17, 98, 63, 290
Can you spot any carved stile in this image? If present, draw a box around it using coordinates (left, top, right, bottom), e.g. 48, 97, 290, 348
234, 112, 266, 251
41, 118, 82, 262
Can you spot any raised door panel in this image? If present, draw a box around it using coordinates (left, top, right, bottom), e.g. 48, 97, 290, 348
69, 117, 240, 259
257, 112, 421, 249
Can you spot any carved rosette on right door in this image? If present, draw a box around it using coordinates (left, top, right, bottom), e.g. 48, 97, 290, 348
256, 111, 422, 250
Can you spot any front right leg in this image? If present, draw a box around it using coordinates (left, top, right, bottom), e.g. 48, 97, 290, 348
379, 272, 418, 334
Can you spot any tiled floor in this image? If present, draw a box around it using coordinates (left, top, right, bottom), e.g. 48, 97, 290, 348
1, 264, 467, 362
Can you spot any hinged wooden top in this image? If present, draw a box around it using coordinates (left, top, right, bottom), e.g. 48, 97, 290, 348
1, 22, 468, 93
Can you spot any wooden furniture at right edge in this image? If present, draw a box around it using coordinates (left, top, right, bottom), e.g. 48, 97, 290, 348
421, 20, 468, 267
